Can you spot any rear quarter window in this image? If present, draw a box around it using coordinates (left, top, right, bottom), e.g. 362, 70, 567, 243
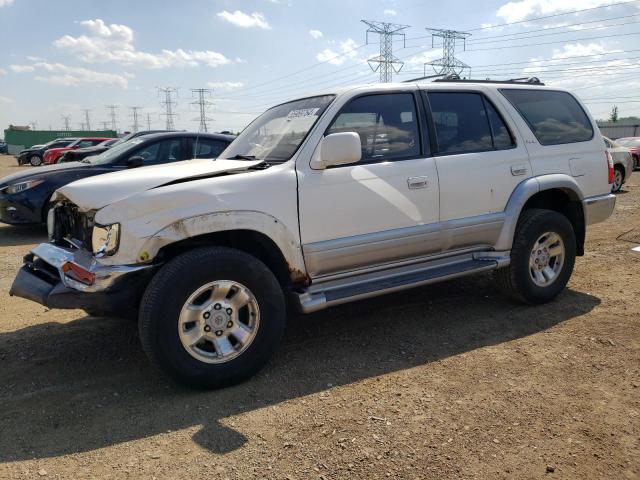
500, 89, 593, 146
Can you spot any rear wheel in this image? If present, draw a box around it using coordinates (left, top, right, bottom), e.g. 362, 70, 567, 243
29, 155, 42, 166
139, 247, 286, 389
496, 209, 576, 304
611, 165, 624, 193
633, 155, 639, 171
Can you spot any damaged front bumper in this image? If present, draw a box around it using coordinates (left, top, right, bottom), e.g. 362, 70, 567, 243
10, 243, 157, 311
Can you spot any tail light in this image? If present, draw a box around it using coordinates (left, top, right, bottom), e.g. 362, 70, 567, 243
606, 151, 614, 184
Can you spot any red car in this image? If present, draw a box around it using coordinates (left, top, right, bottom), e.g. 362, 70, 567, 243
43, 137, 114, 164
615, 137, 640, 170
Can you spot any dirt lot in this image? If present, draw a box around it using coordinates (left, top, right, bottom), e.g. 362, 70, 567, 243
0, 153, 638, 479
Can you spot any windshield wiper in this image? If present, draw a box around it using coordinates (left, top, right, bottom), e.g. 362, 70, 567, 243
227, 154, 257, 161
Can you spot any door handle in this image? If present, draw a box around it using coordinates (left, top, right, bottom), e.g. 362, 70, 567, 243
407, 176, 429, 189
510, 164, 528, 176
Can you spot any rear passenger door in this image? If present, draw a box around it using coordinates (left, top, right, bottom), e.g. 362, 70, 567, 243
422, 90, 532, 221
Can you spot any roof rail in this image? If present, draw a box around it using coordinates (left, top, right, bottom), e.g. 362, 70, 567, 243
433, 75, 545, 86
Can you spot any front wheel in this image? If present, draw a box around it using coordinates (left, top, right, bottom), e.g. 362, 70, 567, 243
29, 155, 42, 166
139, 247, 286, 389
496, 209, 576, 304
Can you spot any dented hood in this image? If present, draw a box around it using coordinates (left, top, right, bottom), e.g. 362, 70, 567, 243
57, 158, 263, 210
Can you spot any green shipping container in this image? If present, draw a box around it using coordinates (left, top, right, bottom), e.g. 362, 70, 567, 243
3, 129, 117, 155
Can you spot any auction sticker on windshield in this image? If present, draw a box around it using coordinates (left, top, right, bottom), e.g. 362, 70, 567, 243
287, 108, 320, 119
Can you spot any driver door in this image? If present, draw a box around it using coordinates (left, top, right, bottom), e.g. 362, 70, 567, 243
297, 91, 441, 278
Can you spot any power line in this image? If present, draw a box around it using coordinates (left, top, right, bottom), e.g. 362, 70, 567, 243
158, 87, 178, 130
130, 106, 143, 133
105, 105, 119, 132
61, 115, 71, 131
82, 109, 91, 131
362, 20, 410, 82
191, 88, 214, 132
423, 28, 471, 77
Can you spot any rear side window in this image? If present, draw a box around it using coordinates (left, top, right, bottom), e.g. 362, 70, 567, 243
500, 89, 593, 146
426, 92, 514, 154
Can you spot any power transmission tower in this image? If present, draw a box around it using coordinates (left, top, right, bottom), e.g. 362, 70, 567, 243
82, 109, 92, 131
78, 122, 86, 131
28, 120, 38, 130
146, 113, 152, 130
158, 87, 178, 130
100, 121, 110, 130
61, 115, 71, 131
362, 19, 410, 83
424, 28, 471, 77
106, 105, 119, 132
130, 107, 143, 133
191, 88, 214, 132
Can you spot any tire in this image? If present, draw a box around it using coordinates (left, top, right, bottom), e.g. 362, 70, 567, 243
139, 247, 286, 389
611, 165, 624, 193
495, 209, 576, 305
633, 155, 639, 171
29, 155, 42, 167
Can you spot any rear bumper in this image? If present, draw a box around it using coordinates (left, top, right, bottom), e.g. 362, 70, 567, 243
10, 243, 157, 311
583, 193, 616, 225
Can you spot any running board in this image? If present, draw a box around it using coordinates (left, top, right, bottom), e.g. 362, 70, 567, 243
294, 253, 505, 313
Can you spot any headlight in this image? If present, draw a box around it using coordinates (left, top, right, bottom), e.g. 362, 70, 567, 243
92, 223, 120, 257
2, 179, 44, 195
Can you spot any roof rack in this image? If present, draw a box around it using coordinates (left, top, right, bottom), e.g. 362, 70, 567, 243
433, 75, 545, 86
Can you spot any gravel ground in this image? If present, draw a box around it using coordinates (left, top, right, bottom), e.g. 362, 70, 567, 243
0, 153, 638, 479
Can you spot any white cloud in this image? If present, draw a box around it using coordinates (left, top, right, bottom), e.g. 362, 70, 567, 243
207, 81, 244, 91
549, 42, 610, 60
407, 49, 441, 66
217, 10, 271, 29
316, 38, 358, 65
54, 19, 232, 69
31, 62, 130, 88
309, 29, 323, 39
0, 96, 12, 104
0, 0, 14, 7
0, 68, 6, 76
384, 9, 397, 16
496, 0, 620, 23
9, 64, 35, 72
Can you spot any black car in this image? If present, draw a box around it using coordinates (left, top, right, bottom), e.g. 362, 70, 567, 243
59, 130, 171, 163
0, 132, 234, 225
16, 138, 79, 166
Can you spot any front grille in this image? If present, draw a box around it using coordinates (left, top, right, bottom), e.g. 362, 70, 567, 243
50, 202, 94, 250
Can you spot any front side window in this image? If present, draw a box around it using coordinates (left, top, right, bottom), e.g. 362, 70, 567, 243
77, 140, 94, 148
500, 89, 593, 146
427, 92, 515, 154
133, 139, 183, 165
326, 93, 421, 162
220, 95, 335, 163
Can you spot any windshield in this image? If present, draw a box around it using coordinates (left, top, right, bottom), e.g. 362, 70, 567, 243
85, 138, 144, 165
220, 95, 335, 163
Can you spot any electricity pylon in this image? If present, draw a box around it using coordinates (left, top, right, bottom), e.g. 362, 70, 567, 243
362, 20, 410, 83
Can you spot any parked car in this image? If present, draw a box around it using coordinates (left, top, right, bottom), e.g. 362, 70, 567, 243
16, 138, 78, 166
0, 139, 7, 154
615, 137, 640, 170
43, 137, 115, 165
0, 132, 233, 225
603, 136, 634, 192
58, 131, 171, 163
10, 81, 615, 389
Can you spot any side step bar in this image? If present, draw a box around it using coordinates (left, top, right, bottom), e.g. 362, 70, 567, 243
294, 253, 506, 313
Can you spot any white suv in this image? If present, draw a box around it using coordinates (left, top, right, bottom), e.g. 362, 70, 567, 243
11, 79, 616, 388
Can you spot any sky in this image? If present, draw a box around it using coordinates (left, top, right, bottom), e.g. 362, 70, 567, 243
1, 0, 640, 135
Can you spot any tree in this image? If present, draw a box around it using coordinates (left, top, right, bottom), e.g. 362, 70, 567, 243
609, 106, 619, 123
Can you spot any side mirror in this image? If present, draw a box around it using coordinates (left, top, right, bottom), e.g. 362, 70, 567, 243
311, 132, 362, 170
126, 156, 144, 168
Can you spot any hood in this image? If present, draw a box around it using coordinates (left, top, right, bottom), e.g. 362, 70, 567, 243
57, 158, 263, 210
0, 161, 86, 186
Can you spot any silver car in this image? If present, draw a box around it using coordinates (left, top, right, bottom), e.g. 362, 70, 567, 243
604, 136, 634, 193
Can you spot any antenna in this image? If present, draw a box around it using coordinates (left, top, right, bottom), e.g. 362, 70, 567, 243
191, 88, 214, 132
158, 87, 178, 130
361, 19, 410, 82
